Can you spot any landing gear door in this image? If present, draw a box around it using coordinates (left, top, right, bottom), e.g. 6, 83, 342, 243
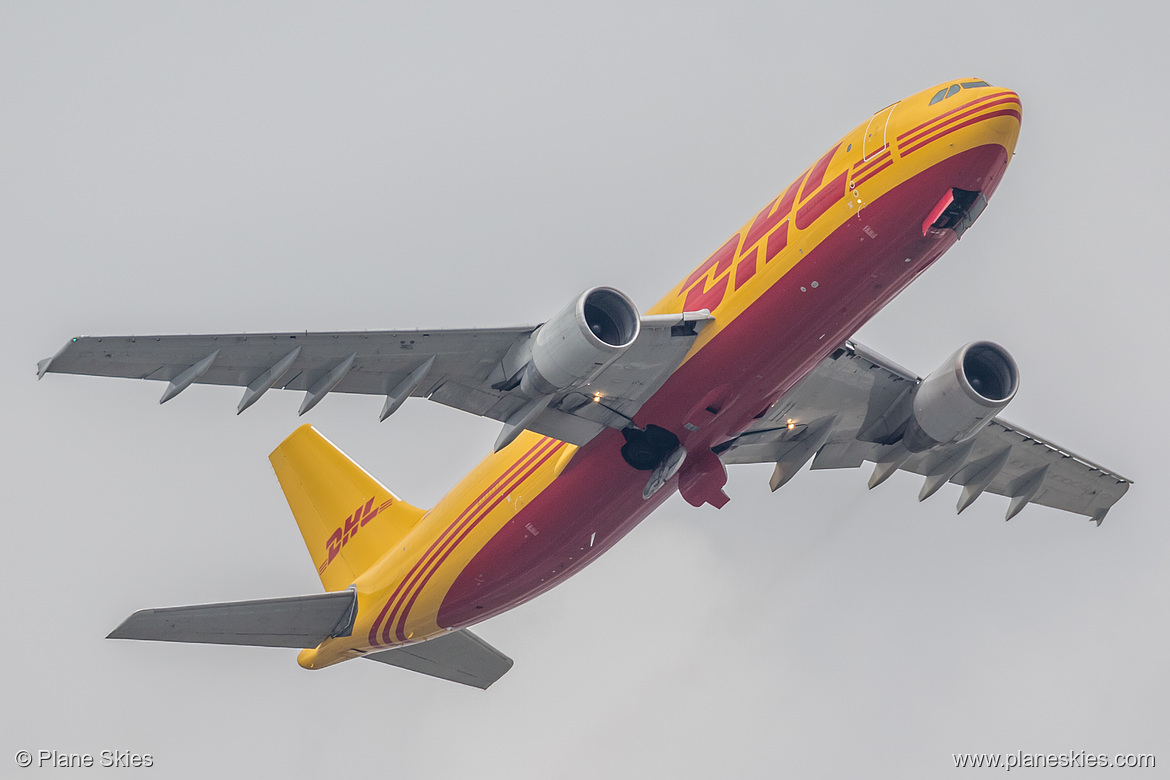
862, 103, 897, 161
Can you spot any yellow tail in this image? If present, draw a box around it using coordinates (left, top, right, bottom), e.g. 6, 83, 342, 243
269, 424, 426, 592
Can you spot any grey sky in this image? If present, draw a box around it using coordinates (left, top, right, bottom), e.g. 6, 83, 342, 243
3, 2, 1166, 777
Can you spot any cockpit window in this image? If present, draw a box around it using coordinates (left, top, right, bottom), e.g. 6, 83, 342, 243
931, 80, 991, 106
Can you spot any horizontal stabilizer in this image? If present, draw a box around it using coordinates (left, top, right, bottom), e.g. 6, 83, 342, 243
107, 589, 357, 649
364, 629, 513, 689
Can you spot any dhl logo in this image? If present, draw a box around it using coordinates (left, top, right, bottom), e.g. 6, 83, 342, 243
318, 496, 394, 574
680, 142, 846, 313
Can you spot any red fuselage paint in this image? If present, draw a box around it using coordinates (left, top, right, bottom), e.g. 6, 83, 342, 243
437, 143, 1011, 627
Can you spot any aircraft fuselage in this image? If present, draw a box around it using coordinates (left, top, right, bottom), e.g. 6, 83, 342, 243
298, 80, 1022, 667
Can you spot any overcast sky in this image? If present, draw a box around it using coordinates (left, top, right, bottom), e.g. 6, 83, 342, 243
3, 2, 1167, 777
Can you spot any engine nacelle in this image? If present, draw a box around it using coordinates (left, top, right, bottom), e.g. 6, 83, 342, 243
520, 287, 641, 397
903, 341, 1019, 452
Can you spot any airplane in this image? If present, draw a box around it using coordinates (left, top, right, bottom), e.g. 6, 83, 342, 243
39, 78, 1130, 689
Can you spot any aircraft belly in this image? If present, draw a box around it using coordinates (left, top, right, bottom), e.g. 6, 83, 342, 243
436, 428, 667, 627
436, 143, 1011, 629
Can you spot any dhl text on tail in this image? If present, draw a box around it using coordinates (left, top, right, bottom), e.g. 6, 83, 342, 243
40, 79, 1130, 688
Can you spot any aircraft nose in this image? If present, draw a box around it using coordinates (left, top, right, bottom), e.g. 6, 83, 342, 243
1004, 89, 1023, 122
982, 86, 1022, 151
962, 83, 1022, 130
983, 85, 1021, 116
898, 81, 1022, 160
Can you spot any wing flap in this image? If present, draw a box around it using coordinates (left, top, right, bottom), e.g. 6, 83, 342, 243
107, 589, 357, 648
364, 629, 513, 689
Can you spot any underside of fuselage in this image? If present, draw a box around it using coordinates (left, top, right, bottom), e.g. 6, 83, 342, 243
436, 142, 1011, 630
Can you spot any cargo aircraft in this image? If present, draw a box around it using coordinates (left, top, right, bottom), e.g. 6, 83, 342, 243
40, 79, 1130, 688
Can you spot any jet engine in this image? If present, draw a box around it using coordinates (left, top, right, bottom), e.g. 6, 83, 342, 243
520, 287, 641, 397
902, 341, 1019, 452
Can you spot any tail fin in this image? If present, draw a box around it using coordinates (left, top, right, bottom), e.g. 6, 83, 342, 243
270, 424, 426, 592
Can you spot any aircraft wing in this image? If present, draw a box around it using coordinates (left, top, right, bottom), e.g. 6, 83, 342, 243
718, 341, 1131, 523
38, 311, 712, 448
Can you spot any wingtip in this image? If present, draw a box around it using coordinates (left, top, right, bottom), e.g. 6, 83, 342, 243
37, 339, 76, 379
106, 613, 138, 640
477, 659, 516, 690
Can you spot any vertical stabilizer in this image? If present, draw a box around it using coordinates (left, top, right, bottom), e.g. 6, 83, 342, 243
270, 424, 426, 591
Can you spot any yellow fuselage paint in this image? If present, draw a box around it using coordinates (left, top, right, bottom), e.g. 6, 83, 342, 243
299, 79, 1020, 668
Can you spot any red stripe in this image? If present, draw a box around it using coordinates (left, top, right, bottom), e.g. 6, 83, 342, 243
377, 437, 560, 645
682, 235, 738, 292
899, 108, 1021, 159
736, 195, 777, 257
740, 174, 804, 255
898, 96, 1022, 149
764, 222, 789, 263
851, 152, 884, 178
897, 90, 1016, 141
777, 172, 805, 218
799, 143, 841, 200
854, 157, 893, 188
795, 171, 847, 231
377, 438, 561, 645
852, 148, 891, 180
393, 441, 565, 641
734, 244, 758, 290
376, 439, 556, 646
367, 437, 553, 646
